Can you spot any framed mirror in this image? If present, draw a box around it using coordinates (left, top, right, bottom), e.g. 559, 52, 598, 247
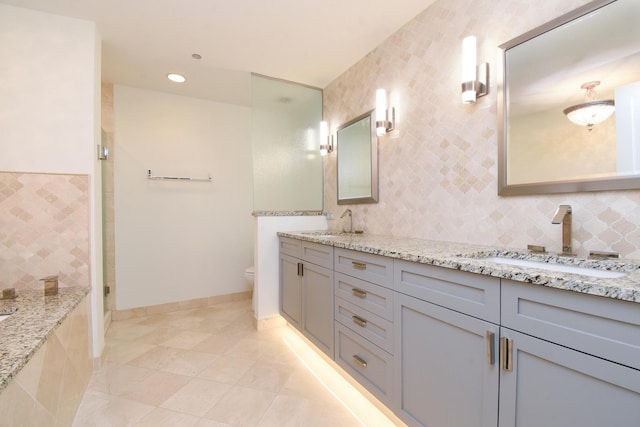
498, 0, 640, 196
337, 110, 379, 204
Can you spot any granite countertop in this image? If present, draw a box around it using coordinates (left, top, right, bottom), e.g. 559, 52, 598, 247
278, 231, 640, 304
252, 210, 324, 217
0, 287, 91, 392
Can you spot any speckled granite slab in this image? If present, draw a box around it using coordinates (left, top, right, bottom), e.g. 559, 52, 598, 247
252, 211, 324, 217
0, 287, 90, 392
278, 231, 640, 304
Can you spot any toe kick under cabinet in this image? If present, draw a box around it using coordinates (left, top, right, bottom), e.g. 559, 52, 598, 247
279, 239, 640, 427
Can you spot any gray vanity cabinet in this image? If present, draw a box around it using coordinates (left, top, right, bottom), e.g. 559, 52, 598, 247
498, 280, 640, 426
334, 248, 395, 405
279, 237, 334, 358
393, 260, 500, 427
280, 252, 303, 329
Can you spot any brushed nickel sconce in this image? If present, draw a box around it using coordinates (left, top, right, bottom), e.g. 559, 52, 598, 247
461, 36, 489, 103
319, 121, 334, 156
375, 89, 395, 136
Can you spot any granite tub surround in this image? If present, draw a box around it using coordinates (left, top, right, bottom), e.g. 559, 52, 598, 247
278, 231, 640, 303
0, 287, 91, 392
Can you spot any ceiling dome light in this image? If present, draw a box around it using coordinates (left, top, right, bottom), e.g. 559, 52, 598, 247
563, 81, 615, 131
167, 73, 186, 83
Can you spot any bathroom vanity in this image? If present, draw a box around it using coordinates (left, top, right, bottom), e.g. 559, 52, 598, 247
278, 232, 640, 427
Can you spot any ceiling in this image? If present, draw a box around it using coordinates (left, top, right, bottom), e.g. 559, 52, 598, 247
2, 0, 436, 106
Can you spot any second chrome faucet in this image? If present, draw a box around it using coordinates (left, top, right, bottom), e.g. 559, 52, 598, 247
340, 209, 353, 233
551, 204, 573, 255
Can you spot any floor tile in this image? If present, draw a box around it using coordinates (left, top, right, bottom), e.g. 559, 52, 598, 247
204, 385, 277, 427
74, 299, 401, 426
160, 378, 231, 417
133, 407, 200, 427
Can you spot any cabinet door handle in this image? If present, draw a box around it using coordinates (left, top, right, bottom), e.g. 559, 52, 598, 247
486, 331, 495, 366
352, 288, 367, 299
352, 315, 367, 328
352, 261, 367, 270
500, 337, 513, 371
352, 355, 368, 368
297, 262, 304, 277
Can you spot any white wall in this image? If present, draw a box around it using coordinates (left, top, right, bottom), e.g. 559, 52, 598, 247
114, 85, 254, 310
0, 4, 103, 362
0, 4, 97, 175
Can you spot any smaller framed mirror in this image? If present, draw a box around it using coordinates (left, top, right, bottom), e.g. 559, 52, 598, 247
337, 110, 379, 204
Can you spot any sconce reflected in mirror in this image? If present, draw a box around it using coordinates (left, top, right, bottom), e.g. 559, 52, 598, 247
461, 36, 489, 103
319, 121, 334, 156
375, 89, 395, 136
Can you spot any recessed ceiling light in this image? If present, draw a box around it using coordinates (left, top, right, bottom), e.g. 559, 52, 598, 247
167, 73, 186, 83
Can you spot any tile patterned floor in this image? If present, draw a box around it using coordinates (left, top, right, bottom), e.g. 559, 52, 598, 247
73, 299, 399, 426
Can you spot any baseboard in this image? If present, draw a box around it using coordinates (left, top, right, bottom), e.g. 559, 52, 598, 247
111, 291, 252, 321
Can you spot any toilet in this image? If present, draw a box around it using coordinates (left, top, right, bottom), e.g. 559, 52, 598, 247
244, 266, 255, 310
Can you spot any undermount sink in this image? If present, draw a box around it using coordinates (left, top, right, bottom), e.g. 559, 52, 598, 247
480, 256, 626, 279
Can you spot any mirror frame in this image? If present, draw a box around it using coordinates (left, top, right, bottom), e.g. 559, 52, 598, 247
337, 109, 379, 205
497, 0, 640, 196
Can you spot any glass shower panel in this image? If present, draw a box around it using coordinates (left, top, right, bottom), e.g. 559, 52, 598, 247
251, 75, 323, 211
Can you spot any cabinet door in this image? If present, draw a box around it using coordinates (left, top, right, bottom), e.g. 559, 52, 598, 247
394, 293, 499, 427
280, 253, 301, 329
302, 262, 334, 358
499, 328, 640, 427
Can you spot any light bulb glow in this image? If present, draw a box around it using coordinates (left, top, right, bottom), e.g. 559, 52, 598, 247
167, 73, 186, 83
462, 36, 477, 103
376, 89, 387, 135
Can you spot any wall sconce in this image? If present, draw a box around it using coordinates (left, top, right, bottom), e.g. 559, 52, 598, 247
563, 81, 615, 131
319, 121, 334, 156
375, 89, 395, 136
461, 36, 489, 104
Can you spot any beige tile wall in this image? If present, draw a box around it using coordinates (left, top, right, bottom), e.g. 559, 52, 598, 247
323, 0, 640, 259
0, 172, 90, 290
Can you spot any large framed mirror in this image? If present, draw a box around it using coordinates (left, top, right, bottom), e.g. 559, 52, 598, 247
337, 110, 379, 204
498, 0, 640, 196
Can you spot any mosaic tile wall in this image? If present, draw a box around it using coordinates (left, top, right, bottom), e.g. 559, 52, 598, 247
0, 172, 90, 290
323, 0, 640, 259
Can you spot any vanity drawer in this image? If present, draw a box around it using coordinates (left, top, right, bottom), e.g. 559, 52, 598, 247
335, 322, 394, 404
335, 272, 393, 321
335, 248, 394, 288
301, 241, 333, 269
502, 279, 640, 370
394, 259, 500, 324
335, 297, 393, 354
279, 237, 302, 258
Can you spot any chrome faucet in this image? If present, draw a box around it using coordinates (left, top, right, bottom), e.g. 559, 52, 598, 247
551, 205, 573, 255
340, 209, 353, 233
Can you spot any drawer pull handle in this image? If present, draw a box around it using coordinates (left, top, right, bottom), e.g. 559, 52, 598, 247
352, 355, 368, 368
500, 337, 513, 372
352, 288, 367, 299
352, 315, 367, 328
352, 261, 367, 270
486, 331, 495, 366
